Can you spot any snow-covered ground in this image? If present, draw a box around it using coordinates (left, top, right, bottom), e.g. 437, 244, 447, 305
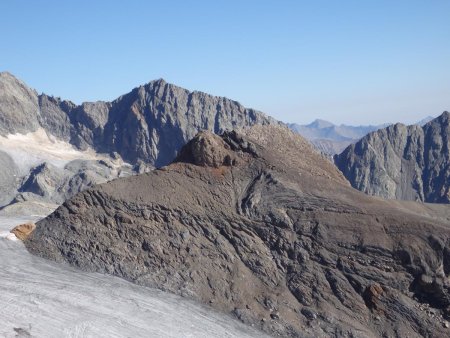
0, 128, 124, 173
0, 216, 266, 338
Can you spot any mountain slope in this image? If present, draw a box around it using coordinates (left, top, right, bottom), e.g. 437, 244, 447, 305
334, 112, 450, 203
26, 125, 450, 337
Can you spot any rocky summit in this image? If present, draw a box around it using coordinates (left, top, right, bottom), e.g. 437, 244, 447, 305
26, 125, 450, 337
335, 112, 450, 203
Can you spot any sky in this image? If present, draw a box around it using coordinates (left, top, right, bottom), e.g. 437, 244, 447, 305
1, 0, 449, 125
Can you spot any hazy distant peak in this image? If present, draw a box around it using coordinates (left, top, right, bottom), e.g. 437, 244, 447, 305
416, 115, 435, 126
307, 118, 335, 129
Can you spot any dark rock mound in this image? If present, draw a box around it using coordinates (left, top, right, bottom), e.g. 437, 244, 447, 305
26, 125, 450, 337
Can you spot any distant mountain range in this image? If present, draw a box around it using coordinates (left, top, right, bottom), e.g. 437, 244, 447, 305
288, 120, 389, 155
289, 116, 436, 155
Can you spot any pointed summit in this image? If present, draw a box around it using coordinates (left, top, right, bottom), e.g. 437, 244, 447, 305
307, 118, 334, 129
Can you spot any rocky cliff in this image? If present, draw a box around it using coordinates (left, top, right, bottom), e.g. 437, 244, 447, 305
26, 125, 450, 337
334, 112, 450, 203
0, 72, 277, 167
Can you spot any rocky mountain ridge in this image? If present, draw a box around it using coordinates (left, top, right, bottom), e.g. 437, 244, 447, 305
0, 72, 277, 167
0, 72, 277, 213
335, 112, 450, 203
26, 125, 450, 337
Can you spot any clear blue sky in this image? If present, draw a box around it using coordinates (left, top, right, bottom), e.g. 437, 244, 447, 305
1, 0, 449, 125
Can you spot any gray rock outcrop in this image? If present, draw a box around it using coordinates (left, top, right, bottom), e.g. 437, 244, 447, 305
334, 112, 450, 203
26, 125, 450, 337
13, 159, 132, 206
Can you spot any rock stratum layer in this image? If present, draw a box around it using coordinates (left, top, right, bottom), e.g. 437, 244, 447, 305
27, 126, 450, 337
335, 112, 450, 203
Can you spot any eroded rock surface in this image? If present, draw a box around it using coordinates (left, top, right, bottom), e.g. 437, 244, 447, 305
26, 126, 450, 337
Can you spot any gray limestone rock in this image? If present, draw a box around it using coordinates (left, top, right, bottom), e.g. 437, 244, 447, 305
335, 112, 450, 203
0, 73, 277, 167
0, 72, 40, 135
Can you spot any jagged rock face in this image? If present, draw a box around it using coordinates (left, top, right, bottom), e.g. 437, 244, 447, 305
97, 81, 275, 166
0, 72, 276, 167
335, 112, 450, 203
26, 126, 450, 337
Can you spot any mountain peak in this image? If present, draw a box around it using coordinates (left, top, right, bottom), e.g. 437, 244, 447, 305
421, 111, 449, 126
149, 78, 167, 86
0, 71, 29, 87
439, 111, 449, 120
307, 119, 335, 129
0, 71, 15, 78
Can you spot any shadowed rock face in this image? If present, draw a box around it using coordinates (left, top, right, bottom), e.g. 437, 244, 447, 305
334, 112, 450, 203
26, 125, 450, 337
0, 72, 277, 167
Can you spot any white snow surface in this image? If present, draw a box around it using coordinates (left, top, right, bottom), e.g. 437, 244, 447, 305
0, 216, 266, 338
0, 129, 123, 174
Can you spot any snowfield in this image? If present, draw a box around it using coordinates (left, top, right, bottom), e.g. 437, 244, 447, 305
0, 216, 266, 338
0, 128, 120, 173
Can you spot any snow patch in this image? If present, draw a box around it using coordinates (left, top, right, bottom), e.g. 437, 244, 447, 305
0, 128, 123, 174
0, 231, 18, 241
